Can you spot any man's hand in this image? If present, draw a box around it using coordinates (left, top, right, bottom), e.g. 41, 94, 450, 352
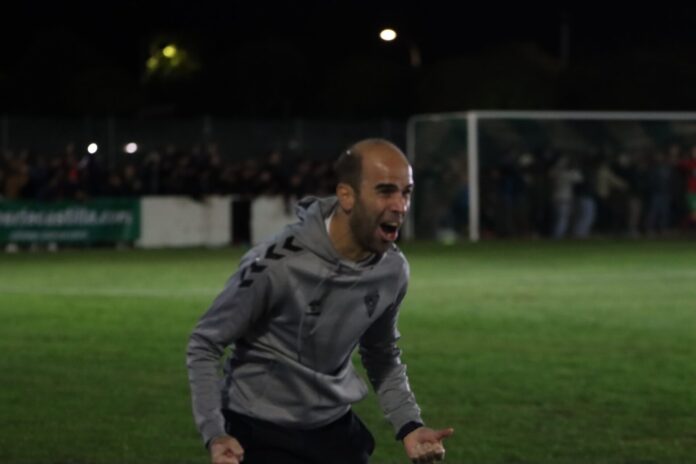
209, 435, 245, 464
402, 426, 454, 463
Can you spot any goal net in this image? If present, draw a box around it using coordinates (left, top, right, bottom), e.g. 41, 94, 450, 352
406, 111, 696, 242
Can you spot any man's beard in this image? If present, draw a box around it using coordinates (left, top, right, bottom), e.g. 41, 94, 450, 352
349, 198, 387, 255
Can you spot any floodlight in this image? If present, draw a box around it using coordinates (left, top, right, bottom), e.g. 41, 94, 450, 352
125, 142, 138, 154
380, 29, 397, 42
162, 45, 178, 58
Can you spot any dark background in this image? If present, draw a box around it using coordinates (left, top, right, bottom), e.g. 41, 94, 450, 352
2, 1, 696, 119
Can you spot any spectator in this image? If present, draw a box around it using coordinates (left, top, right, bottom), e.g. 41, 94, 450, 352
644, 151, 674, 236
572, 156, 598, 239
594, 158, 628, 235
550, 154, 582, 239
677, 144, 696, 229
4, 154, 30, 199
122, 163, 144, 196
614, 153, 648, 238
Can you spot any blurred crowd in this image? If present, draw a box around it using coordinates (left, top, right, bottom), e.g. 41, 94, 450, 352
2, 141, 696, 239
0, 143, 336, 201
429, 143, 696, 239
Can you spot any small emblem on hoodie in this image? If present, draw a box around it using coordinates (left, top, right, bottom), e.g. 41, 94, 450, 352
308, 299, 322, 315
364, 292, 380, 318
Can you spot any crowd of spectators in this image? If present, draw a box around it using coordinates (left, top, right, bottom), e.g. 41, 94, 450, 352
2, 140, 696, 240
0, 143, 336, 202
429, 143, 696, 239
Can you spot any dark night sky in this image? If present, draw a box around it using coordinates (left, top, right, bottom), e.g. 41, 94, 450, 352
2, 1, 696, 118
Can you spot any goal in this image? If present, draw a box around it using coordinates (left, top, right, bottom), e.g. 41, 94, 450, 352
406, 111, 696, 242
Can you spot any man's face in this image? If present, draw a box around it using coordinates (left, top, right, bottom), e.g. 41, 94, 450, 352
349, 153, 414, 255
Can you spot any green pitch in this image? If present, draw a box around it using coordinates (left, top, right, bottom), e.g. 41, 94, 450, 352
1, 241, 695, 463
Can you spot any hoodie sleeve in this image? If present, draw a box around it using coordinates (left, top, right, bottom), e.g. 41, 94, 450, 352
186, 248, 272, 447
358, 260, 423, 437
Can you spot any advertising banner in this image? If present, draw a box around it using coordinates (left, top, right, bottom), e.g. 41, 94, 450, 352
0, 199, 140, 243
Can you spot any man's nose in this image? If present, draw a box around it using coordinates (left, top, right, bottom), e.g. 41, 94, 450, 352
391, 194, 408, 214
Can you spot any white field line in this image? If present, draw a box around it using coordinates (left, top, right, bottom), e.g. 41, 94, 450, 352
0, 286, 220, 298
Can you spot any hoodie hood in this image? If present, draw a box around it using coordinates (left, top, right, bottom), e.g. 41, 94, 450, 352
290, 196, 382, 271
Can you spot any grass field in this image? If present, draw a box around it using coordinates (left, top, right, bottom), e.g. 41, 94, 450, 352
1, 241, 695, 464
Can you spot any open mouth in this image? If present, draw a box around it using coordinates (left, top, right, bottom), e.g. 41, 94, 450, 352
380, 223, 398, 234
378, 222, 400, 242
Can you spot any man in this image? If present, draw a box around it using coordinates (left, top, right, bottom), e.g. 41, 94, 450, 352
187, 139, 453, 464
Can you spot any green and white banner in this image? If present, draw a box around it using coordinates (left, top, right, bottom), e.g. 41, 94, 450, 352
0, 199, 140, 243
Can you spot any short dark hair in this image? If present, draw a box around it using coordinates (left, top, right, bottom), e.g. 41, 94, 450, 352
333, 147, 363, 192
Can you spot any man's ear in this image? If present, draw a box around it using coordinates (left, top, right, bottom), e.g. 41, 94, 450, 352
336, 182, 355, 213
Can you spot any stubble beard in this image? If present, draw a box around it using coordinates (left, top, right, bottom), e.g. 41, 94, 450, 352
350, 197, 388, 255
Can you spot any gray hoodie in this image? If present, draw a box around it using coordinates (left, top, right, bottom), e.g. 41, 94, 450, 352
187, 196, 422, 446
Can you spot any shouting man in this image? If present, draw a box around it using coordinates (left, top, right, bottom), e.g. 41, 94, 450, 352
187, 139, 453, 464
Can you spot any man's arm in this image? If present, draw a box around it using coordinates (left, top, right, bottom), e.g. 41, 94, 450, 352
358, 285, 423, 436
359, 268, 454, 463
186, 250, 271, 449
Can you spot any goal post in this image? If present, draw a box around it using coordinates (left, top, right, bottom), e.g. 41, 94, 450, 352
407, 110, 696, 242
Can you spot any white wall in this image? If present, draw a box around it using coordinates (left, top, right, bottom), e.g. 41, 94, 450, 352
250, 196, 297, 245
137, 196, 232, 248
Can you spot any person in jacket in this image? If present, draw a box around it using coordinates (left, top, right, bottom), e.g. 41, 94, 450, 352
187, 138, 453, 464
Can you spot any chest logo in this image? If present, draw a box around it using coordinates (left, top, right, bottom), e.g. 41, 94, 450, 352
364, 292, 380, 318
